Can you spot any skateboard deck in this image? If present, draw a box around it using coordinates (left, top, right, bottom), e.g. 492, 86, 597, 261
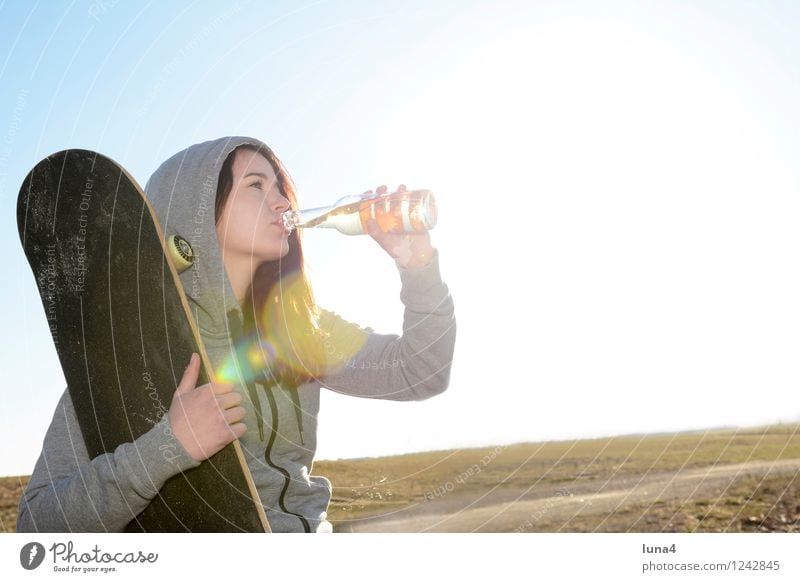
17, 149, 270, 532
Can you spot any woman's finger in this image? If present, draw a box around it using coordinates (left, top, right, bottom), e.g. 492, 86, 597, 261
210, 379, 235, 395
216, 391, 242, 409
224, 406, 247, 425
176, 353, 200, 395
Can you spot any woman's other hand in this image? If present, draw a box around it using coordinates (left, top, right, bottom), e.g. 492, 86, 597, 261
168, 353, 247, 462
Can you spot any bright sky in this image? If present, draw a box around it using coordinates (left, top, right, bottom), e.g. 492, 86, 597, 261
2, 0, 800, 477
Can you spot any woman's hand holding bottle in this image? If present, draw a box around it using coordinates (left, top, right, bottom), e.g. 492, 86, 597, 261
364, 184, 436, 269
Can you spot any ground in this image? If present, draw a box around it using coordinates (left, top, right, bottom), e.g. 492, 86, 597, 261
3, 423, 799, 533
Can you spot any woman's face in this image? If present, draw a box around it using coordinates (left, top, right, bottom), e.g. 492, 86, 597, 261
216, 148, 292, 264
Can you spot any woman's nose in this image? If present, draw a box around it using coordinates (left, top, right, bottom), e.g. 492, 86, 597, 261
272, 193, 290, 213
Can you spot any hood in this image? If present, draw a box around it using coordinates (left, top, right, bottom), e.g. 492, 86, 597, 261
144, 136, 268, 340
144, 136, 309, 444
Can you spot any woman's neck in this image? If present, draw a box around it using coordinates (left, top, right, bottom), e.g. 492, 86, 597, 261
220, 250, 256, 307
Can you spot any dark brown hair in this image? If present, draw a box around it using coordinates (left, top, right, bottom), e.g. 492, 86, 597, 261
215, 144, 329, 388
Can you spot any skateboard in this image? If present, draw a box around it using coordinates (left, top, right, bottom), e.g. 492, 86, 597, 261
17, 149, 270, 532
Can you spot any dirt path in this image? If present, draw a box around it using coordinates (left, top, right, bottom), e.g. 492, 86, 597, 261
338, 459, 800, 532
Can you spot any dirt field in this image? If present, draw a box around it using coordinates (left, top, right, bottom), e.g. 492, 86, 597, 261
3, 423, 799, 532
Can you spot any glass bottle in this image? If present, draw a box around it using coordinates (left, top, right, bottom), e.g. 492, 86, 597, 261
281, 188, 437, 235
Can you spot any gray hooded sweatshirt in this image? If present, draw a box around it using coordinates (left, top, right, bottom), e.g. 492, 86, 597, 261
16, 136, 457, 533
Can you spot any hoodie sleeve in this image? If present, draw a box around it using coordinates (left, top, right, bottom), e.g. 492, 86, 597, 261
16, 387, 201, 533
317, 247, 456, 401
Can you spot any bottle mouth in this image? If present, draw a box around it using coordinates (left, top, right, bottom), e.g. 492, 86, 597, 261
281, 210, 298, 232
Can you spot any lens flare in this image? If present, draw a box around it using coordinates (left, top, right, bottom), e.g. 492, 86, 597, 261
215, 337, 278, 385
213, 269, 369, 385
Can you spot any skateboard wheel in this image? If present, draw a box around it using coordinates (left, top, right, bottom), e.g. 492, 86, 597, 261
167, 234, 194, 273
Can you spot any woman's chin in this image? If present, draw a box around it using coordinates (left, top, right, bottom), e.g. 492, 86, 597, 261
262, 242, 291, 263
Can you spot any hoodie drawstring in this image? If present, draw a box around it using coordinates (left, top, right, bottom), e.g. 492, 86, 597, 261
226, 309, 304, 444
288, 387, 305, 446
247, 380, 266, 442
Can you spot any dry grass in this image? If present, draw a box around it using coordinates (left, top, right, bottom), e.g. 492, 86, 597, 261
316, 423, 800, 528
0, 475, 29, 533
3, 423, 799, 532
544, 474, 800, 532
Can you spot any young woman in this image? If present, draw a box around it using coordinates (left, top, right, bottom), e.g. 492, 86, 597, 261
16, 136, 457, 533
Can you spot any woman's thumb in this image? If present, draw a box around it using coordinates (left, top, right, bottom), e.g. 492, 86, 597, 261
177, 353, 199, 394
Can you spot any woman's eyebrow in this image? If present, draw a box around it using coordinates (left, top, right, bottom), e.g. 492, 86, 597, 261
243, 172, 271, 179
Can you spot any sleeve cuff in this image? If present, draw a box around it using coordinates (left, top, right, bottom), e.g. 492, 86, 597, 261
124, 414, 202, 498
396, 247, 452, 313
